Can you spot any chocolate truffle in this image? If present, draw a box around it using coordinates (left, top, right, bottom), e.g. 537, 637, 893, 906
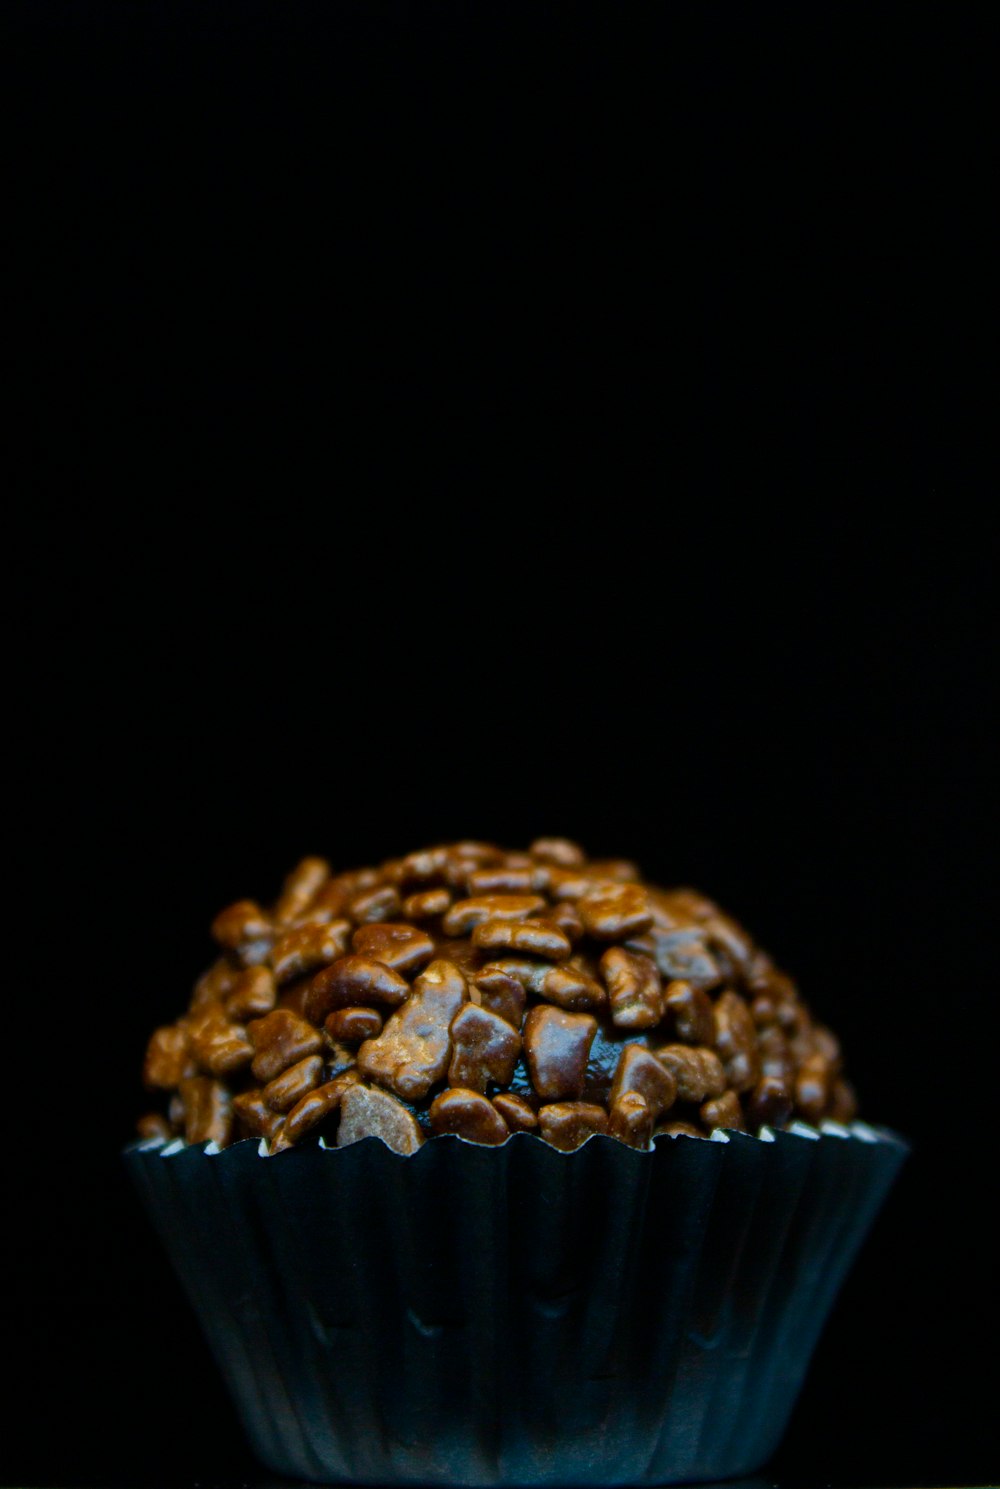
138, 840, 856, 1155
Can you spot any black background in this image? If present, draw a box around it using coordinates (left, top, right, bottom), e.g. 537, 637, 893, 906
3, 3, 996, 1488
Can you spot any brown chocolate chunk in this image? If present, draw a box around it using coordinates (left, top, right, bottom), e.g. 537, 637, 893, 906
809, 1025, 843, 1072
714, 990, 761, 1093
745, 1073, 794, 1129
601, 947, 663, 1029
579, 883, 652, 940
274, 857, 331, 925
795, 1053, 832, 1124
583, 1022, 644, 1106
235, 937, 273, 969
270, 922, 352, 984
189, 1007, 255, 1078
750, 993, 781, 1028
396, 845, 451, 885
324, 1006, 384, 1044
467, 866, 547, 895
298, 878, 351, 923
143, 1025, 195, 1089
664, 980, 715, 1044
265, 1120, 293, 1153
225, 965, 277, 1021
547, 867, 599, 901
638, 926, 723, 990
263, 1053, 325, 1113
529, 837, 586, 866
211, 900, 272, 951
337, 1083, 424, 1154
700, 1089, 745, 1132
303, 955, 410, 1024
479, 957, 550, 994
542, 960, 607, 1011
472, 965, 527, 1028
609, 1091, 655, 1149
284, 1072, 360, 1144
538, 1101, 609, 1150
548, 897, 584, 939
351, 922, 436, 974
402, 888, 452, 919
657, 1119, 706, 1138
442, 894, 547, 936
609, 1044, 677, 1118
523, 1006, 598, 1100
429, 1088, 509, 1145
758, 1024, 794, 1082
655, 886, 719, 923
247, 1008, 324, 1084
449, 841, 506, 865
357, 959, 468, 1100
348, 885, 402, 924
448, 1003, 522, 1093
703, 913, 756, 979
471, 919, 572, 960
492, 1092, 538, 1131
232, 1089, 285, 1142
432, 937, 481, 980
136, 1113, 173, 1142
191, 958, 239, 1009
653, 1044, 726, 1103
178, 1076, 232, 1147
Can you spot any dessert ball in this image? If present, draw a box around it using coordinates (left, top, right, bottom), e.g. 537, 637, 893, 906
138, 839, 856, 1155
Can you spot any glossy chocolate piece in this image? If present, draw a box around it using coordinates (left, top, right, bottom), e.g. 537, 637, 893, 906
429, 1088, 509, 1145
523, 1006, 598, 1100
337, 1082, 423, 1154
448, 1003, 522, 1093
357, 959, 468, 1101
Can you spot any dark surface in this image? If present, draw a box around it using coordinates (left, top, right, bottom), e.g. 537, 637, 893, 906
2, 2, 995, 1488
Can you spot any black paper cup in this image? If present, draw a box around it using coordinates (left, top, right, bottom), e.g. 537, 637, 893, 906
125, 1120, 906, 1486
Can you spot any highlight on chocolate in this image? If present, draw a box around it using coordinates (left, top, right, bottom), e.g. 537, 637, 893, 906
138, 839, 857, 1156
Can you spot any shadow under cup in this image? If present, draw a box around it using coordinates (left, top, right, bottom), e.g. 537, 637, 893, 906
125, 1122, 907, 1486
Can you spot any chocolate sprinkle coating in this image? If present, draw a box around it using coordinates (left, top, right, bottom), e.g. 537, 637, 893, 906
138, 840, 858, 1155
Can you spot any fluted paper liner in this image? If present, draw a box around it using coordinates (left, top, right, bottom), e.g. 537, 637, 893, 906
125, 1122, 906, 1486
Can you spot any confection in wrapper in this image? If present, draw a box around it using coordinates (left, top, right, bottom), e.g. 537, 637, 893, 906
128, 839, 906, 1486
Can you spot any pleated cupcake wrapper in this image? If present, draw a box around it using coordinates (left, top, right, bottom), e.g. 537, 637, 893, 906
125, 1122, 907, 1487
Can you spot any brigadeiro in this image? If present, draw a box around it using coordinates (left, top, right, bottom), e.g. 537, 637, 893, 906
127, 840, 906, 1485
